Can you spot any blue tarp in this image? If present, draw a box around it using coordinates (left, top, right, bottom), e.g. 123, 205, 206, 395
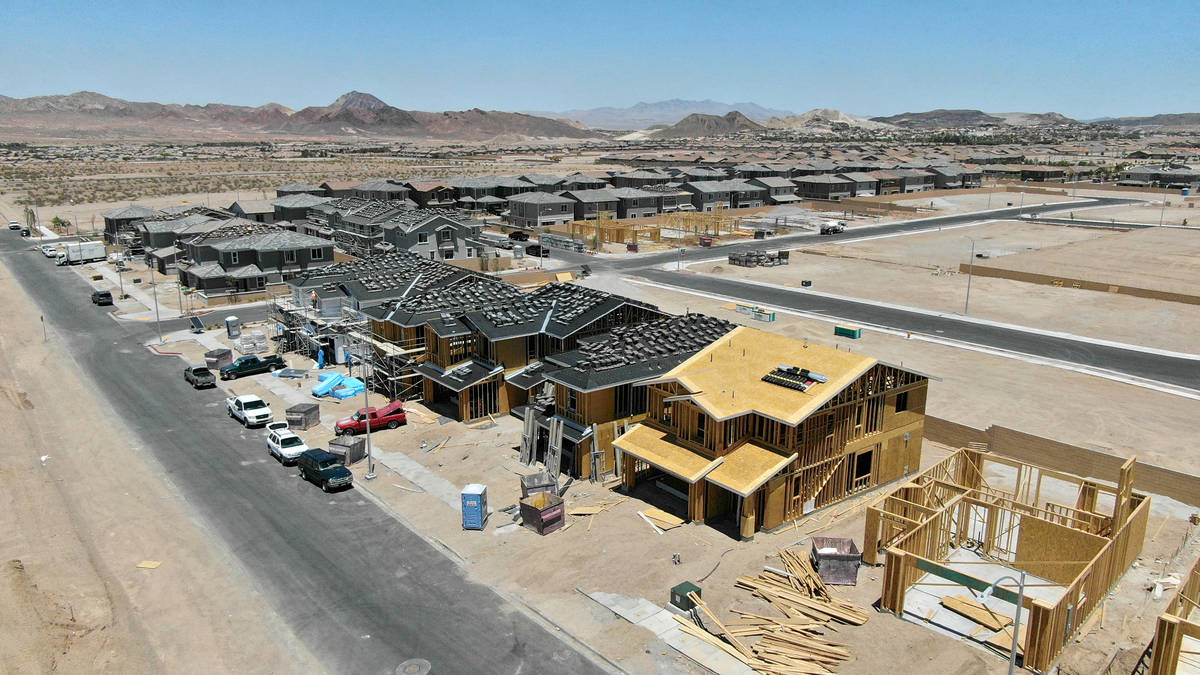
331, 377, 365, 400
311, 372, 344, 396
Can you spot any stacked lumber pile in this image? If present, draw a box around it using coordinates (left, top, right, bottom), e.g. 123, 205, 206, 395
678, 546, 871, 674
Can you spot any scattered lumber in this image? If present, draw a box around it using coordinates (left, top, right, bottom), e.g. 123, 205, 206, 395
642, 507, 684, 530
985, 623, 1028, 657
670, 544, 871, 674
940, 594, 1012, 632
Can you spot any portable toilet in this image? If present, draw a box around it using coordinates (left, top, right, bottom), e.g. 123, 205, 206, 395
461, 484, 488, 530
225, 316, 241, 339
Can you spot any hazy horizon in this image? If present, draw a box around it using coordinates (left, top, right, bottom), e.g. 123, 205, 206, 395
2, 0, 1195, 119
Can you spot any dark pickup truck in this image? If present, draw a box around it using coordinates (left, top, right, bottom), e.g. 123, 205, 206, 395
218, 354, 286, 380
183, 365, 216, 388
297, 449, 353, 492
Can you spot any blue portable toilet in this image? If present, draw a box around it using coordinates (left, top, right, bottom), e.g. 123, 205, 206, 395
461, 484, 488, 530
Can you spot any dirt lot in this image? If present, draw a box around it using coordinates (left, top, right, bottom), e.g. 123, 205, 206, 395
892, 191, 1080, 214
0, 263, 316, 673
967, 226, 1200, 298
684, 223, 1200, 354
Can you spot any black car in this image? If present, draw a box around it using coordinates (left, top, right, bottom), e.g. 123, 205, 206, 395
507, 230, 530, 242
525, 244, 549, 257
90, 290, 113, 306
297, 449, 353, 492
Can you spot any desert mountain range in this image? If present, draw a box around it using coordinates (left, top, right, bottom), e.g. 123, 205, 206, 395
0, 90, 595, 141
0, 91, 1196, 141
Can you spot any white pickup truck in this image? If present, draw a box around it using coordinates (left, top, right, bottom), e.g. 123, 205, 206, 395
226, 394, 274, 427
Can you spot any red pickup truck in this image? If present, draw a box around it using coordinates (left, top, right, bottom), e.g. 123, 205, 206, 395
335, 400, 407, 435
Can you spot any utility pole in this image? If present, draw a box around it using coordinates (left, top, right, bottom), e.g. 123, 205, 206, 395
1159, 196, 1168, 227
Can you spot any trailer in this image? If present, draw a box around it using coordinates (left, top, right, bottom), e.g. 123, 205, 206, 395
56, 240, 106, 265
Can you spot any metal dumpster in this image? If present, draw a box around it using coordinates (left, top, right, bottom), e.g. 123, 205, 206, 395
285, 403, 320, 430
520, 491, 565, 535
811, 537, 862, 585
520, 471, 556, 499
204, 348, 233, 370
328, 434, 366, 466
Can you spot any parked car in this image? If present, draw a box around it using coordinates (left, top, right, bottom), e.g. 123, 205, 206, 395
8, 221, 21, 230
494, 239, 515, 250
507, 230, 530, 241
183, 365, 216, 388
525, 244, 549, 257
40, 245, 58, 258
335, 400, 407, 435
226, 394, 274, 427
90, 290, 113, 306
20, 228, 30, 237
297, 449, 353, 492
218, 354, 286, 380
267, 430, 309, 465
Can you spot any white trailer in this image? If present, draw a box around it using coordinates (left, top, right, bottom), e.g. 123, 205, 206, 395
56, 240, 106, 265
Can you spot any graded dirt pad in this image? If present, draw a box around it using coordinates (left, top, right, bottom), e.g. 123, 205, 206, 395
970, 226, 1200, 299
891, 191, 1079, 214
0, 262, 315, 672
808, 219, 1121, 269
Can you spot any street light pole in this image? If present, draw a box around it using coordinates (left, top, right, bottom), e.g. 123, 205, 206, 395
1160, 196, 1168, 227
964, 236, 976, 315
151, 264, 163, 343
362, 348, 376, 480
981, 572, 1027, 675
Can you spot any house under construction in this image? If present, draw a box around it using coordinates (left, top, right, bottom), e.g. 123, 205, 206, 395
868, 446, 1150, 672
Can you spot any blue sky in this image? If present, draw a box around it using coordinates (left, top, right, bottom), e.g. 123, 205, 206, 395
1, 0, 1195, 117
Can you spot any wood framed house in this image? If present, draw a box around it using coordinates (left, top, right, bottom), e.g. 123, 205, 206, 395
614, 327, 931, 540
518, 314, 734, 480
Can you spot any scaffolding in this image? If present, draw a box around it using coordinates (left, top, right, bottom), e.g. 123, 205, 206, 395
268, 291, 425, 401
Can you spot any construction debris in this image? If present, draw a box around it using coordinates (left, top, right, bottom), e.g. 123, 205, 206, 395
940, 595, 1012, 632
641, 507, 685, 531
677, 545, 870, 674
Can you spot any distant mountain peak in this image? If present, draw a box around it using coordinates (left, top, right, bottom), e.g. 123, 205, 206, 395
330, 91, 389, 110
520, 99, 794, 130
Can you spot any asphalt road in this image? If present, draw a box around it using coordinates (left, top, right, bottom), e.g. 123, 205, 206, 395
542, 194, 1199, 390
0, 239, 607, 674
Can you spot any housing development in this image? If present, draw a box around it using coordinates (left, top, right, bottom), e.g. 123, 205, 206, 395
2, 8, 1200, 674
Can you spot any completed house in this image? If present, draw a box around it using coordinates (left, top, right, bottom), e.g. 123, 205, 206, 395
794, 175, 854, 201
608, 187, 660, 219
228, 200, 276, 223
561, 189, 619, 221
682, 181, 733, 211
614, 327, 931, 539
835, 172, 879, 197
178, 222, 335, 294
610, 170, 671, 188
381, 210, 486, 261
353, 178, 412, 202
404, 181, 457, 209
506, 192, 576, 229
748, 177, 801, 204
